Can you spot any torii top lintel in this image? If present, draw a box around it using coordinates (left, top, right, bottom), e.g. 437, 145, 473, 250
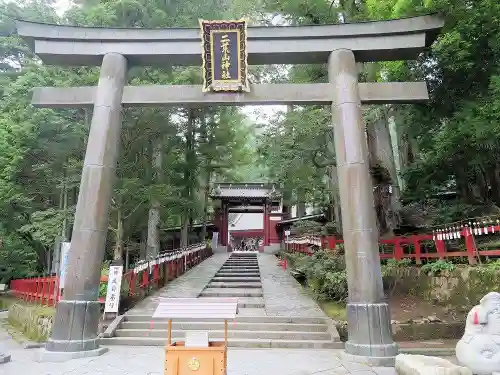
16, 14, 443, 67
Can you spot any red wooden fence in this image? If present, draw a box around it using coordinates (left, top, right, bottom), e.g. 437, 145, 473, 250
9, 245, 212, 307
285, 224, 500, 264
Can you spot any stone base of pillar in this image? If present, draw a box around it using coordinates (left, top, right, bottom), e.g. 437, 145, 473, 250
45, 300, 102, 354
0, 352, 11, 364
344, 302, 398, 366
35, 347, 108, 363
339, 351, 396, 367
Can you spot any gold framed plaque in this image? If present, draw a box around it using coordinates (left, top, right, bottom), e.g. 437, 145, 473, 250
200, 19, 249, 92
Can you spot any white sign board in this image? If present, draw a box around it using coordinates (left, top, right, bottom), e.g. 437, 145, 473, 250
284, 230, 291, 237
104, 265, 123, 313
59, 242, 71, 289
153, 298, 238, 319
185, 331, 209, 347
212, 232, 219, 250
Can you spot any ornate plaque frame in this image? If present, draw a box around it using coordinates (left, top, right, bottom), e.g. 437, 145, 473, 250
200, 19, 249, 92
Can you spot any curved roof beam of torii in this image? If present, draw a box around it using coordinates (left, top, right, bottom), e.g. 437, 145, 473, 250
16, 14, 443, 67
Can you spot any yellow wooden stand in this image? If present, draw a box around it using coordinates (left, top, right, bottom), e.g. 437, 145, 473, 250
154, 299, 237, 375
164, 320, 229, 375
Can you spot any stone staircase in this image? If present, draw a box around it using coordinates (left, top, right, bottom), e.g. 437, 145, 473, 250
200, 253, 265, 314
101, 253, 342, 348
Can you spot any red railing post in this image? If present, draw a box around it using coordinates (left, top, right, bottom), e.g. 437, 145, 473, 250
36, 278, 40, 303
328, 236, 337, 252
393, 238, 403, 260
168, 261, 174, 281
173, 259, 178, 278
412, 235, 422, 265
464, 227, 477, 265
435, 238, 446, 259
141, 269, 148, 289
130, 272, 136, 296
153, 264, 159, 285
41, 277, 46, 305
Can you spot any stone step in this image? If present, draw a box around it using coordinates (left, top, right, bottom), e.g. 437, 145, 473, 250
222, 262, 259, 267
100, 337, 342, 349
218, 269, 259, 273
115, 329, 331, 340
121, 321, 329, 332
200, 288, 263, 297
220, 266, 259, 269
211, 277, 261, 283
198, 296, 265, 308
216, 272, 260, 277
207, 282, 262, 288
123, 314, 328, 324
233, 308, 266, 316
225, 258, 258, 261
224, 261, 259, 264
229, 254, 257, 257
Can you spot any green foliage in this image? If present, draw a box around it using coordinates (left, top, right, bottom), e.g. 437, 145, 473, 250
0, 0, 260, 276
382, 258, 413, 275
421, 260, 455, 275
291, 221, 324, 236
3, 0, 500, 282
294, 251, 348, 301
0, 231, 38, 283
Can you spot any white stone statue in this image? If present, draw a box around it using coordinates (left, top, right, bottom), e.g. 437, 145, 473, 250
456, 292, 500, 375
395, 354, 471, 375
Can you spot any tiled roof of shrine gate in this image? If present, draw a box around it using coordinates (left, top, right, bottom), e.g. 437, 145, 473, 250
210, 183, 281, 199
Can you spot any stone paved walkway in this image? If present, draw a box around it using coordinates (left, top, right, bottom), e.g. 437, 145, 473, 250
258, 254, 326, 317
129, 253, 229, 314
0, 340, 396, 375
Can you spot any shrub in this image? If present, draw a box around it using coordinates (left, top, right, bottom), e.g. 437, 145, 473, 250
421, 260, 455, 275
300, 251, 348, 301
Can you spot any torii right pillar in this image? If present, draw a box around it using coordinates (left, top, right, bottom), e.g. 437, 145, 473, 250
329, 49, 398, 366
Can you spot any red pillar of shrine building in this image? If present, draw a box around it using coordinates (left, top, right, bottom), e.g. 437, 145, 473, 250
263, 199, 270, 246
220, 202, 228, 246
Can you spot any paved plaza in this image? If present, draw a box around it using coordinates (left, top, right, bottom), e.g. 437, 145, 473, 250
1, 339, 396, 375
0, 253, 398, 374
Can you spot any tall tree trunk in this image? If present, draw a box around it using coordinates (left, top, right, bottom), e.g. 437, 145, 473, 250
181, 110, 196, 247
487, 163, 500, 205
114, 207, 124, 260
139, 228, 147, 260
201, 169, 211, 242
147, 137, 163, 259
368, 110, 401, 236
388, 113, 404, 191
296, 188, 306, 218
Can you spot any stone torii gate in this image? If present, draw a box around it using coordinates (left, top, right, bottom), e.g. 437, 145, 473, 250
16, 15, 443, 364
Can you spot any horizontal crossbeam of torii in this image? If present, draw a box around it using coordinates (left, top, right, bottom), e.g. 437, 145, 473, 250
32, 82, 429, 107
16, 14, 444, 364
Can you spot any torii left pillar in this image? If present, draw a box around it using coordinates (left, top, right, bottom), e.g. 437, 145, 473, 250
40, 53, 127, 360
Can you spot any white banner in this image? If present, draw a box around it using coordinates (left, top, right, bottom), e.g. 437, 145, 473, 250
59, 242, 71, 289
104, 265, 123, 313
212, 232, 219, 250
